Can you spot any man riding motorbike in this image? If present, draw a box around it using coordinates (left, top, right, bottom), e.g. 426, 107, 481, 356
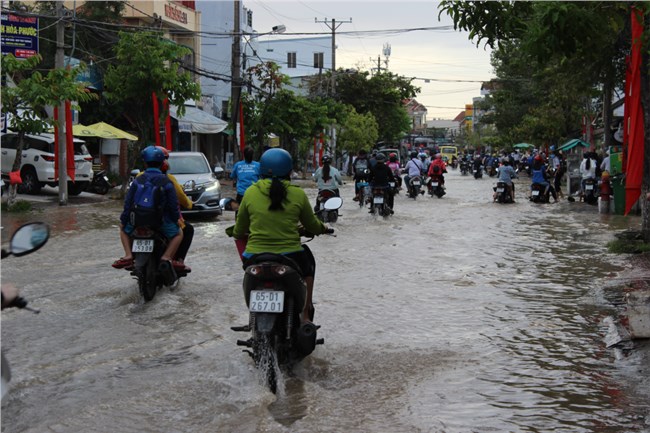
232, 148, 333, 324
531, 155, 557, 202
495, 157, 517, 202
352, 149, 370, 201
386, 153, 402, 189
404, 151, 424, 191
427, 153, 447, 185
367, 153, 396, 213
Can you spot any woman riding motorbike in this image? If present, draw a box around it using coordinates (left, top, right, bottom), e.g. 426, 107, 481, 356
232, 148, 333, 324
312, 154, 343, 212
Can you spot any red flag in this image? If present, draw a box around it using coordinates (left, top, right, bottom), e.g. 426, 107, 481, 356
313, 137, 318, 167
54, 106, 59, 180
319, 133, 324, 165
164, 97, 172, 151
239, 100, 246, 153
152, 92, 161, 147
65, 100, 75, 182
624, 7, 645, 215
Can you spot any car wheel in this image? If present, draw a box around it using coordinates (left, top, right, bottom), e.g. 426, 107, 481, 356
18, 167, 41, 195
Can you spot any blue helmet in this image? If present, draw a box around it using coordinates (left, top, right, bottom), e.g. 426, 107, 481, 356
141, 146, 165, 163
260, 148, 293, 178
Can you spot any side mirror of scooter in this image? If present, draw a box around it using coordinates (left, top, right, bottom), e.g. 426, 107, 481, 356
2, 222, 50, 258
323, 197, 343, 210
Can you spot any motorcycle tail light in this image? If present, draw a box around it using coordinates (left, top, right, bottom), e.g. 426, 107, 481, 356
133, 226, 155, 237
272, 265, 288, 276
249, 265, 263, 276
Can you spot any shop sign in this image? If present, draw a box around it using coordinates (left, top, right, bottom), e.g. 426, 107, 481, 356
1, 12, 38, 58
164, 4, 188, 24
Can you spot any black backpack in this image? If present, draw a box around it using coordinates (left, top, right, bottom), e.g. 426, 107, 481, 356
129, 174, 171, 227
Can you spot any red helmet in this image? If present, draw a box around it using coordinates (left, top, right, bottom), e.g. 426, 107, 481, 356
155, 146, 170, 172
534, 155, 543, 162
389, 152, 397, 159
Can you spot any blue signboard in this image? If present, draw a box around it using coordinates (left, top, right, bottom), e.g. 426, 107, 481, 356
1, 12, 39, 58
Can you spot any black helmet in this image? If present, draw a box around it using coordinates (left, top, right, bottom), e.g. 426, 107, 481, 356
375, 153, 386, 162
322, 154, 332, 164
410, 151, 418, 159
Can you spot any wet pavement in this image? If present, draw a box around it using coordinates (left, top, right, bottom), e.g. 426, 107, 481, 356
1, 172, 649, 432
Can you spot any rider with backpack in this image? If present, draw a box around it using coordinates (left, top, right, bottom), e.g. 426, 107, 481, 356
114, 146, 183, 272
427, 153, 447, 185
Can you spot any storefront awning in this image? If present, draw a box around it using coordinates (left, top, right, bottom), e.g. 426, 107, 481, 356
169, 105, 228, 134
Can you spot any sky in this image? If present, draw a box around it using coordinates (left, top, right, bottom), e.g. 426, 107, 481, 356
245, 0, 495, 120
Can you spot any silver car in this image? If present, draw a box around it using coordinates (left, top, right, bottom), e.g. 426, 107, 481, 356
167, 151, 222, 217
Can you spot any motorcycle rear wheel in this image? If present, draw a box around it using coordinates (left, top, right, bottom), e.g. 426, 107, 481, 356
138, 256, 157, 302
254, 333, 278, 393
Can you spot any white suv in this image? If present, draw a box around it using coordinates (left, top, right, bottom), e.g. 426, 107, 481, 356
1, 132, 93, 195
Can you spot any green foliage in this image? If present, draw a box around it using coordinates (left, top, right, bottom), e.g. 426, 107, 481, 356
103, 31, 201, 146
334, 70, 418, 143
337, 106, 379, 154
1, 200, 33, 213
607, 239, 650, 254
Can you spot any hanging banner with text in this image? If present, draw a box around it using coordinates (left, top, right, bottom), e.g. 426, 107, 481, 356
1, 12, 39, 58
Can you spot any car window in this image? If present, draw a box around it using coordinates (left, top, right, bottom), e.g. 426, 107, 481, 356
74, 142, 89, 155
168, 154, 210, 174
26, 137, 52, 153
1, 134, 19, 150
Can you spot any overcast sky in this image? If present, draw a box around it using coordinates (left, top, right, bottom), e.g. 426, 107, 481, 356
245, 0, 495, 119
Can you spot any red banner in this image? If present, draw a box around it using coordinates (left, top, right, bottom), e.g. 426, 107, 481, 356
65, 100, 75, 182
152, 92, 161, 147
624, 7, 645, 215
54, 106, 59, 180
164, 97, 172, 151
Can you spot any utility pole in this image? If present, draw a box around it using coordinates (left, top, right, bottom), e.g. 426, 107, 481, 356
56, 1, 68, 205
231, 0, 242, 160
315, 17, 351, 168
314, 17, 351, 96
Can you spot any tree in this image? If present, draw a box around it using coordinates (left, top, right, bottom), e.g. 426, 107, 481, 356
103, 31, 201, 180
1, 54, 95, 206
310, 69, 417, 143
337, 106, 379, 171
438, 1, 650, 238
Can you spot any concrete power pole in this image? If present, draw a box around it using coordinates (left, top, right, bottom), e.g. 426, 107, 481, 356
231, 0, 242, 160
56, 1, 68, 205
315, 17, 351, 167
314, 17, 351, 96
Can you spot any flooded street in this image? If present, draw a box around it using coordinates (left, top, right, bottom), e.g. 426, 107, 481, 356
2, 170, 649, 432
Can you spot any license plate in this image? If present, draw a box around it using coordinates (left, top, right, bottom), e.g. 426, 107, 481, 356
431, 182, 439, 187
132, 239, 154, 252
532, 190, 540, 196
374, 196, 384, 204
102, 176, 109, 182
497, 188, 504, 193
412, 181, 420, 186
249, 290, 284, 313
389, 182, 395, 187
586, 185, 594, 190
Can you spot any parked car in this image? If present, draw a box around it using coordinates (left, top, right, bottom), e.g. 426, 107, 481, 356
1, 132, 93, 195
167, 151, 222, 217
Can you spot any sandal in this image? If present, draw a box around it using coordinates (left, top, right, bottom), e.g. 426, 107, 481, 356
112, 257, 133, 269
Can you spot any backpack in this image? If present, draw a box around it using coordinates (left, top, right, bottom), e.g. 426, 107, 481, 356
129, 174, 171, 228
432, 164, 441, 175
354, 158, 368, 172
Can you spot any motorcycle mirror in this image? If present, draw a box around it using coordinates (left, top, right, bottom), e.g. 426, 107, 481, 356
8, 222, 50, 257
130, 169, 141, 176
323, 197, 343, 210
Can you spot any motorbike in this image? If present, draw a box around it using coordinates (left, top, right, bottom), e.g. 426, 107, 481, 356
473, 164, 483, 179
369, 186, 392, 217
493, 181, 514, 203
230, 218, 338, 393
1, 222, 50, 403
408, 175, 423, 199
582, 178, 599, 205
459, 160, 470, 176
88, 169, 113, 195
315, 190, 342, 223
426, 175, 445, 198
530, 183, 551, 203
125, 225, 190, 302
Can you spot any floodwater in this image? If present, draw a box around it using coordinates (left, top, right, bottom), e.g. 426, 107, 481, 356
1, 171, 649, 432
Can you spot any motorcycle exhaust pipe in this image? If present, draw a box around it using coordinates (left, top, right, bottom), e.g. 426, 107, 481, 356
296, 322, 318, 355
